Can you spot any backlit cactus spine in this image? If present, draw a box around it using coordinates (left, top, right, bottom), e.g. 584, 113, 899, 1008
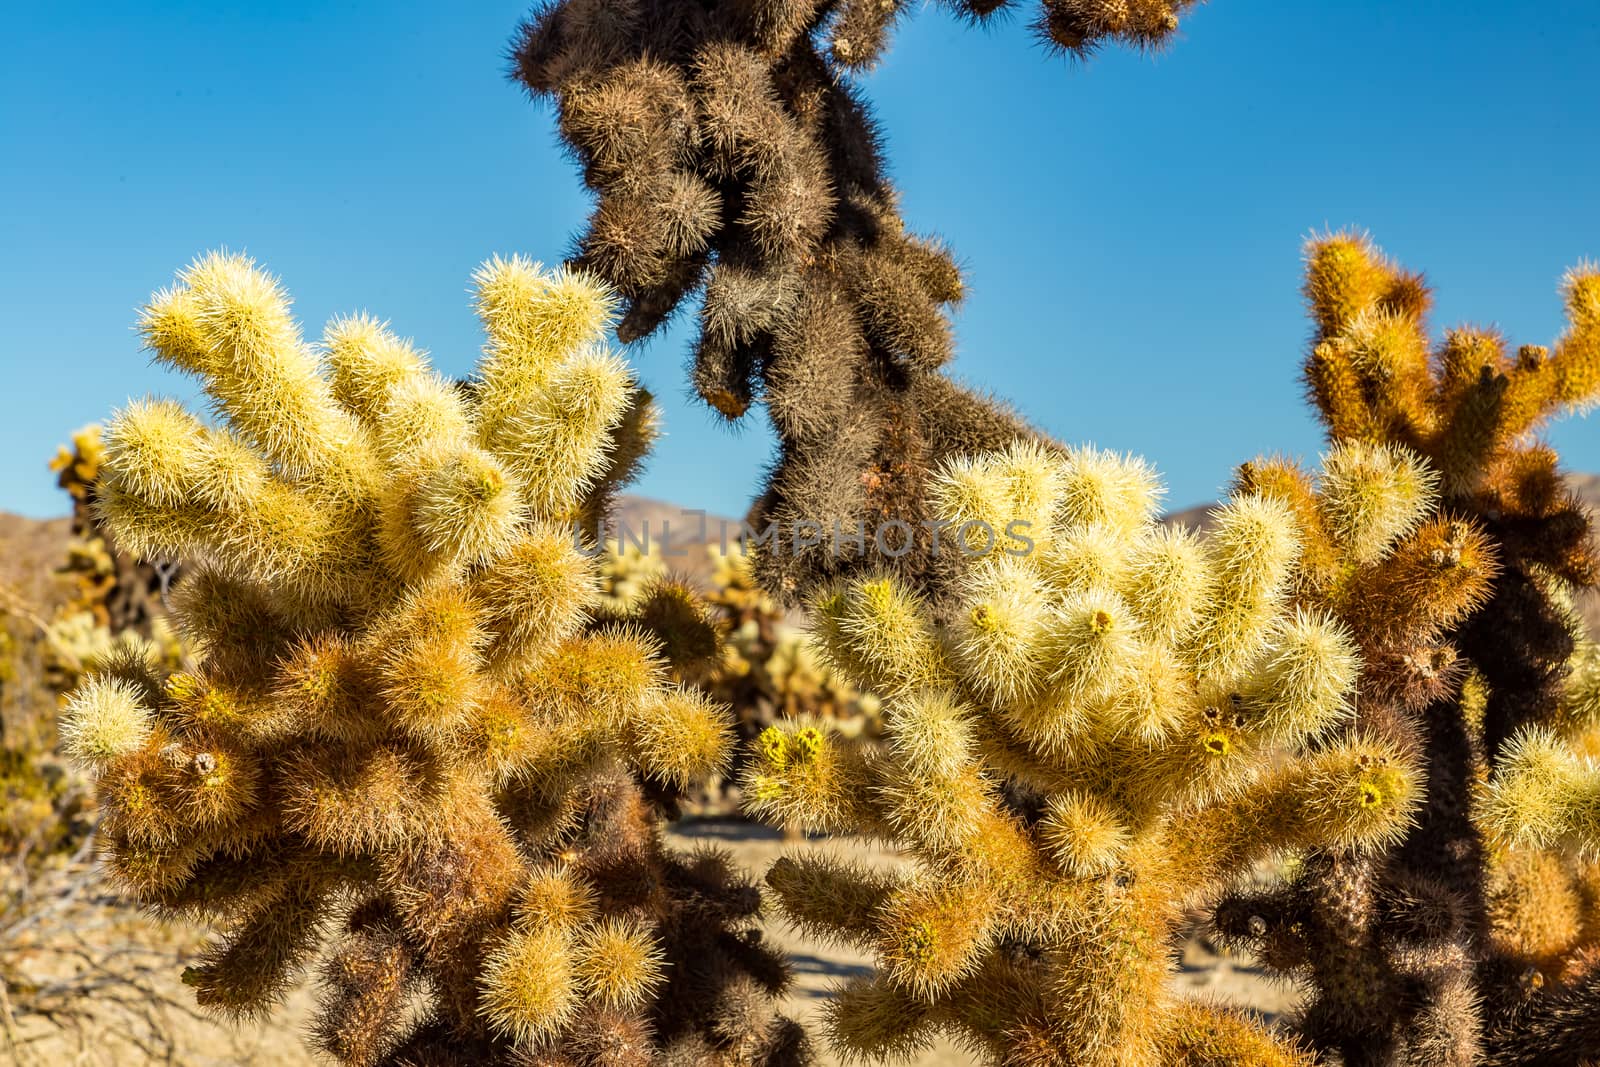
61, 252, 809, 1067
746, 441, 1420, 1067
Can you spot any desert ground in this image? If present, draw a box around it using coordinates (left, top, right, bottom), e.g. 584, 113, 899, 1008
3, 820, 1295, 1067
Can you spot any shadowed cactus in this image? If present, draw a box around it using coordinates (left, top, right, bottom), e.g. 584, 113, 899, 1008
1212, 233, 1600, 1067
511, 0, 1203, 600
744, 439, 1422, 1067
60, 252, 810, 1067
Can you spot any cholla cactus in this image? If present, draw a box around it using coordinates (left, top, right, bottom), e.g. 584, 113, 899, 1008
746, 441, 1419, 1066
49, 424, 168, 638
597, 541, 669, 613
1481, 637, 1600, 859
1213, 234, 1600, 1066
60, 252, 810, 1066
692, 544, 881, 813
1473, 639, 1600, 1066
512, 0, 1201, 598
42, 609, 180, 698
705, 544, 877, 730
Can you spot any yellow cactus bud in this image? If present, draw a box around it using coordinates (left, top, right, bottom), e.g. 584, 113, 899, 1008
473, 256, 615, 369
1284, 740, 1419, 852
375, 371, 471, 468
795, 724, 824, 762
757, 725, 790, 770
826, 975, 937, 1064
479, 926, 578, 1045
1316, 441, 1438, 565
60, 676, 154, 767
1555, 265, 1600, 412
993, 439, 1064, 546
497, 348, 636, 518
573, 917, 665, 1007
1560, 641, 1600, 736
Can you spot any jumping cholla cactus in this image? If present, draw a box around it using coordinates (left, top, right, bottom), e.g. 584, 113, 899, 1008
704, 544, 879, 733
746, 440, 1421, 1066
597, 540, 669, 613
699, 544, 880, 812
1484, 640, 1600, 858
42, 425, 180, 697
49, 424, 168, 638
60, 252, 810, 1067
1213, 234, 1600, 1066
513, 0, 1202, 599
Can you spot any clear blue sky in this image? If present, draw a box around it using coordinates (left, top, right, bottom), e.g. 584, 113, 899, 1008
3, 1, 1597, 521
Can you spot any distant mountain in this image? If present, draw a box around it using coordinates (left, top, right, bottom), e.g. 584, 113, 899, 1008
605, 495, 741, 589
0, 512, 73, 614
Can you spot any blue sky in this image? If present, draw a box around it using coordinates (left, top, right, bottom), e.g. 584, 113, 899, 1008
3, 1, 1597, 521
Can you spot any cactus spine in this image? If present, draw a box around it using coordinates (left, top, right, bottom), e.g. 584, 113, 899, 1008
1213, 233, 1600, 1067
513, 0, 1202, 600
745, 439, 1422, 1067
61, 252, 810, 1066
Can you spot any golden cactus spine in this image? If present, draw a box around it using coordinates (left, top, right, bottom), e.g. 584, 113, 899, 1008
1214, 233, 1600, 1067
62, 251, 810, 1066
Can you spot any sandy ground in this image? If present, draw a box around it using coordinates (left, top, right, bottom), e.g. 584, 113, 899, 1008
5, 820, 1298, 1067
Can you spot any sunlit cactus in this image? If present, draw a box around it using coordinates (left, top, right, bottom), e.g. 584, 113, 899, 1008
742, 439, 1418, 1067
512, 0, 1204, 599
699, 544, 882, 811
705, 544, 879, 736
41, 425, 182, 699
1213, 233, 1600, 1067
596, 539, 668, 613
48, 424, 169, 642
60, 252, 810, 1066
